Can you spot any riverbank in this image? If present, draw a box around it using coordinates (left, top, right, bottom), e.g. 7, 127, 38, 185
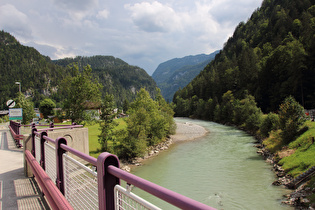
121, 121, 208, 172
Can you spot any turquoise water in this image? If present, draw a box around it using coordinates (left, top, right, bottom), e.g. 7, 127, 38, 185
128, 118, 293, 209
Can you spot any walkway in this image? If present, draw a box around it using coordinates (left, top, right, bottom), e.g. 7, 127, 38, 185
0, 123, 48, 209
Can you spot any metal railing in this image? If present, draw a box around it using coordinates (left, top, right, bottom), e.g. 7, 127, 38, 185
26, 123, 215, 210
9, 121, 23, 147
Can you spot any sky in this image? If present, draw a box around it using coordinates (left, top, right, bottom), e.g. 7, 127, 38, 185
0, 0, 262, 75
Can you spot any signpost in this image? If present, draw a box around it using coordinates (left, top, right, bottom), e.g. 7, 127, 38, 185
9, 108, 23, 120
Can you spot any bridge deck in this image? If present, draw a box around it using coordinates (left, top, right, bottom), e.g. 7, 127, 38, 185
0, 123, 49, 209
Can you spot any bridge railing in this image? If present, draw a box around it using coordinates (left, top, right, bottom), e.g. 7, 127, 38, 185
9, 121, 79, 148
28, 125, 215, 210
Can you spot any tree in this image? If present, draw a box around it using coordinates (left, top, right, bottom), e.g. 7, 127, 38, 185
98, 94, 118, 152
14, 92, 35, 124
39, 98, 56, 119
115, 88, 175, 160
278, 96, 306, 143
61, 64, 102, 124
260, 112, 280, 138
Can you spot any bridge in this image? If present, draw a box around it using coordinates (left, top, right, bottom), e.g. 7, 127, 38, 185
1, 121, 216, 209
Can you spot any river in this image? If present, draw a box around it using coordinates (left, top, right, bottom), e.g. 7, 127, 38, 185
128, 118, 293, 209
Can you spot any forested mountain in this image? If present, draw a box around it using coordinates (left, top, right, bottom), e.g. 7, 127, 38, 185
174, 0, 315, 117
53, 56, 157, 107
0, 30, 67, 109
152, 52, 219, 102
0, 31, 157, 109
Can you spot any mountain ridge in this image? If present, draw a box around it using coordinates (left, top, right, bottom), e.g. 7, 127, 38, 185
152, 51, 219, 101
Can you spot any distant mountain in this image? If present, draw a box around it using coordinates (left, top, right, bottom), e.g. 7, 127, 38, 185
53, 56, 157, 106
152, 51, 219, 102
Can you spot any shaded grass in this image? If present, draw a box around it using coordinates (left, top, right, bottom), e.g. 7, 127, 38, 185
86, 118, 126, 158
264, 121, 315, 177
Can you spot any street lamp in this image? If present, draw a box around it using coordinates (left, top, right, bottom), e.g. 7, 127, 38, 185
15, 82, 21, 93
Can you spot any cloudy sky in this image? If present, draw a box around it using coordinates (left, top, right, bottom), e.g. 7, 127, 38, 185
0, 0, 262, 75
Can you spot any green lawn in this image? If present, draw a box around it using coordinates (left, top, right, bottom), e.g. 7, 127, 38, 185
86, 118, 126, 158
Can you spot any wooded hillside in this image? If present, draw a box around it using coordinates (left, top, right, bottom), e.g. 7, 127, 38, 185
0, 31, 157, 109
54, 56, 157, 107
174, 0, 315, 116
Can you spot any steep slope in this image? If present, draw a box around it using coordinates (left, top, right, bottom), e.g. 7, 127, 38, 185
152, 51, 219, 102
174, 0, 315, 116
53, 56, 157, 106
0, 30, 67, 109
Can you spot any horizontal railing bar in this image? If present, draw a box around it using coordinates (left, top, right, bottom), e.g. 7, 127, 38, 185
37, 125, 83, 132
23, 124, 77, 127
60, 144, 97, 166
43, 135, 56, 144
107, 165, 215, 210
25, 150, 74, 210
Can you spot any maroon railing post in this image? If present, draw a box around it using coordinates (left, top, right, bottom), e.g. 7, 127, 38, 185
55, 137, 67, 194
31, 127, 37, 157
49, 122, 54, 131
40, 131, 48, 170
97, 152, 120, 210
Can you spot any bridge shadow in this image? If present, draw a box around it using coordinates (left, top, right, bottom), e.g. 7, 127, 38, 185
0, 168, 49, 209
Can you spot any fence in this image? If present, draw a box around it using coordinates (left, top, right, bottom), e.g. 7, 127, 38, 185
22, 122, 215, 209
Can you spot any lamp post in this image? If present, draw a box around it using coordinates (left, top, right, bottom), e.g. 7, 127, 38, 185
15, 82, 21, 93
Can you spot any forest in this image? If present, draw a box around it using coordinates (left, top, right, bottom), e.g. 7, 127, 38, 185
0, 31, 157, 110
174, 0, 315, 117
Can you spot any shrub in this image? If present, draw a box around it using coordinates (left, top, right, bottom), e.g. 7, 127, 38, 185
278, 96, 306, 143
260, 113, 280, 137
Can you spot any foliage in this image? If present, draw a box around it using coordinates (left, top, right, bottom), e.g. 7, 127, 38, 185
39, 98, 56, 119
0, 30, 68, 109
263, 120, 315, 178
0, 115, 9, 123
174, 90, 262, 134
115, 88, 175, 161
60, 64, 102, 124
14, 92, 36, 124
174, 0, 315, 114
53, 55, 157, 107
263, 130, 284, 153
260, 113, 280, 137
0, 31, 158, 111
98, 94, 118, 152
278, 96, 307, 143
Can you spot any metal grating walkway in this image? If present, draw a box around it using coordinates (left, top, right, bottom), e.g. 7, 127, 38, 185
0, 123, 49, 209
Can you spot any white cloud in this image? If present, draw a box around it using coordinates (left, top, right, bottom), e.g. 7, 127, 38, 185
97, 9, 110, 19
125, 1, 185, 33
0, 4, 32, 39
0, 0, 263, 75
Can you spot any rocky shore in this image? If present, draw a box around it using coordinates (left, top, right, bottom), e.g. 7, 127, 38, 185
256, 143, 315, 209
121, 121, 208, 172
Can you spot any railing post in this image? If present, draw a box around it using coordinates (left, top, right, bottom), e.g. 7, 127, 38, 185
50, 122, 54, 131
40, 131, 47, 170
31, 127, 37, 157
55, 137, 67, 194
97, 152, 120, 210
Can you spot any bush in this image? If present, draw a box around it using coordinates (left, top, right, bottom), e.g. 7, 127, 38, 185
260, 113, 280, 137
278, 96, 306, 143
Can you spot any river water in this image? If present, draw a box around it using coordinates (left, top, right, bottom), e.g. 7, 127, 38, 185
129, 118, 293, 209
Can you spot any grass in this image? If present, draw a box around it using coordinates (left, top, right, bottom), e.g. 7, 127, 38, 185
86, 118, 127, 158
264, 121, 315, 177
